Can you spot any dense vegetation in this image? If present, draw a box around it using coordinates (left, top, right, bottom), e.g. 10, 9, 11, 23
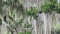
0, 0, 60, 34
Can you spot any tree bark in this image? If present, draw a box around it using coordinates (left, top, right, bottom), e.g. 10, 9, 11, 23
43, 13, 47, 34
32, 17, 38, 34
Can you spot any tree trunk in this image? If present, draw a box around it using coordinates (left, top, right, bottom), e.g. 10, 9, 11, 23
37, 13, 44, 34
51, 13, 56, 34
46, 14, 51, 34
32, 17, 37, 34
43, 13, 47, 34
1, 18, 7, 34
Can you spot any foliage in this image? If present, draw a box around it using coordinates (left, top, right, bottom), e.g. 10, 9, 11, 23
41, 0, 60, 13
7, 32, 10, 34
56, 4, 60, 13
55, 23, 60, 34
19, 31, 32, 34
26, 31, 32, 34
26, 7, 38, 16
18, 18, 23, 26
26, 7, 39, 19
24, 23, 32, 28
56, 29, 60, 34
19, 32, 24, 34
55, 23, 60, 30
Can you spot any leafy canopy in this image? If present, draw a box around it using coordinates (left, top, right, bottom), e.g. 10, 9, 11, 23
26, 7, 39, 19
41, 0, 60, 13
